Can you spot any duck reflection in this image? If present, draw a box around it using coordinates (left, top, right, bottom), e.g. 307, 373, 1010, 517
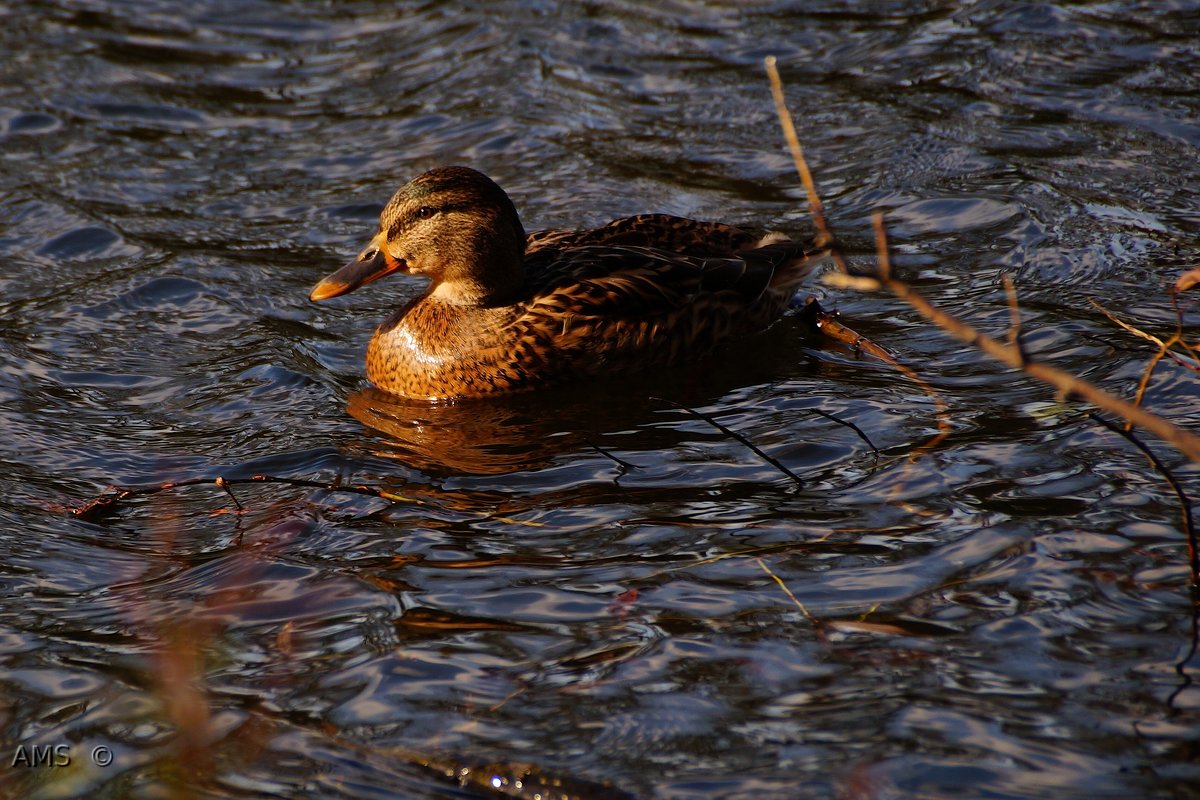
346, 386, 595, 475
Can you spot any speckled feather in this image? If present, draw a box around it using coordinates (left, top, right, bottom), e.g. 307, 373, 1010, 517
312, 167, 822, 401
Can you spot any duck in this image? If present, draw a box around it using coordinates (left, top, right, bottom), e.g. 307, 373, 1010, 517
309, 166, 821, 401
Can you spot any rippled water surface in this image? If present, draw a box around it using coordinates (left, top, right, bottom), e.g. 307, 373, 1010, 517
2, 1, 1199, 798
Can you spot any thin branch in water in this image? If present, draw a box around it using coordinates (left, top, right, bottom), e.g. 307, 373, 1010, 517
68, 474, 550, 529
1167, 595, 1200, 712
70, 473, 423, 524
1089, 295, 1199, 441
1091, 410, 1200, 711
869, 214, 953, 458
1089, 412, 1198, 585
652, 397, 805, 489
245, 473, 424, 505
1129, 348, 1169, 432
641, 540, 825, 583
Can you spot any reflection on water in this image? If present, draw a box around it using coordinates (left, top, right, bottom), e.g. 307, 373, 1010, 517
348, 386, 597, 476
1, 1, 1199, 798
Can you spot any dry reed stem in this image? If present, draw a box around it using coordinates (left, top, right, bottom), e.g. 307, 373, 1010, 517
1092, 300, 1171, 348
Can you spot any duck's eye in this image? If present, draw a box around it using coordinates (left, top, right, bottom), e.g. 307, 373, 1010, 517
416, 206, 436, 220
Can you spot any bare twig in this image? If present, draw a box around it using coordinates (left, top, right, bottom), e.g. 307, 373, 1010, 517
1169, 288, 1200, 365
872, 209, 892, 281
71, 474, 423, 522
1129, 348, 1170, 431
586, 440, 641, 475
1176, 268, 1200, 293
1167, 598, 1199, 711
769, 57, 959, 452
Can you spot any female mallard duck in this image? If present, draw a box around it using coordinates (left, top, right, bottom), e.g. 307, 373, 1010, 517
309, 166, 821, 401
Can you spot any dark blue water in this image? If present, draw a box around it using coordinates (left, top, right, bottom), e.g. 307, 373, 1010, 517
1, 2, 1198, 798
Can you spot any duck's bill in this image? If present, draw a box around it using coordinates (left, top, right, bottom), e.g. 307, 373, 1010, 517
309, 244, 404, 302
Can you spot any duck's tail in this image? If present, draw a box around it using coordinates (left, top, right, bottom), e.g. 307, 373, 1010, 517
737, 234, 825, 302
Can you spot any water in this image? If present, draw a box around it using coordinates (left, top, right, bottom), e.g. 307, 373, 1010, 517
2, 1, 1199, 797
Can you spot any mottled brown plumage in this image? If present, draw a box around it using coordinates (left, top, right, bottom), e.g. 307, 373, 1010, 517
309, 166, 821, 401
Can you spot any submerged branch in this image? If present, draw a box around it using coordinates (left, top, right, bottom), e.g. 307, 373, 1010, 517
70, 474, 423, 523
68, 473, 550, 529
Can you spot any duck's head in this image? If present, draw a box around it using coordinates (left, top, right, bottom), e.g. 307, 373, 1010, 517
309, 166, 527, 307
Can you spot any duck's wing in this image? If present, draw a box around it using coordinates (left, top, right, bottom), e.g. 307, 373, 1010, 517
522, 239, 819, 323
526, 214, 760, 259
494, 241, 816, 376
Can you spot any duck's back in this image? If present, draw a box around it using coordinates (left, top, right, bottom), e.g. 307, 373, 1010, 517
526, 213, 758, 257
